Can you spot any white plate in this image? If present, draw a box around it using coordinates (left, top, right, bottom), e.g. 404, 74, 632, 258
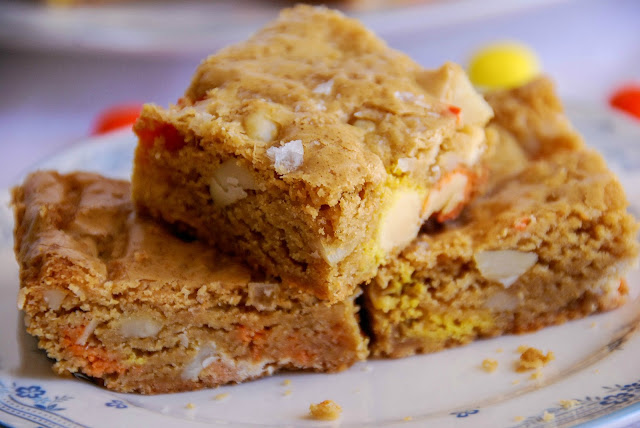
1, 106, 639, 428
0, 0, 568, 56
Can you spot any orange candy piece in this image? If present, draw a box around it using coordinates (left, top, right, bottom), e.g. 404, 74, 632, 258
92, 103, 143, 135
609, 85, 640, 120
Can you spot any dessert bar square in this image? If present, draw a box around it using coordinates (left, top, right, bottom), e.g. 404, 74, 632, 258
132, 5, 493, 302
12, 171, 368, 394
364, 79, 639, 357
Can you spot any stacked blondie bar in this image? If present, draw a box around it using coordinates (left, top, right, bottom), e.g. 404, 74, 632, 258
13, 6, 638, 394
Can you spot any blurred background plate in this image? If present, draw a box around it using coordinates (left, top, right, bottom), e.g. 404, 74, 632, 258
0, 0, 569, 57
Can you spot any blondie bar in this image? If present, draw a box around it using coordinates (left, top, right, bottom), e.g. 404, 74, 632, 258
365, 79, 639, 357
12, 171, 368, 394
132, 5, 493, 302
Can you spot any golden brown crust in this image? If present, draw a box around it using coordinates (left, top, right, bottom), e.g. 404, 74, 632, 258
12, 171, 368, 394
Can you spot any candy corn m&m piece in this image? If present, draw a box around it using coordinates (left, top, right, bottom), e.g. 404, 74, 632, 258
468, 42, 540, 90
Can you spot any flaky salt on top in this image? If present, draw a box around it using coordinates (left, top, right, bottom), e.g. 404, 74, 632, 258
138, 5, 492, 204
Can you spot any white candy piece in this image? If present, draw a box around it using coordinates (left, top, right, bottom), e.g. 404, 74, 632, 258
422, 171, 469, 220
474, 250, 538, 288
378, 189, 424, 253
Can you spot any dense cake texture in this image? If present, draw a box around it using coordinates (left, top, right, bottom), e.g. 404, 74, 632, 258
12, 171, 368, 394
132, 5, 493, 302
365, 79, 639, 358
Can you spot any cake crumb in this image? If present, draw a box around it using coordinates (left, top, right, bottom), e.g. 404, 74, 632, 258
559, 399, 580, 409
512, 379, 521, 385
516, 347, 554, 372
282, 379, 292, 386
309, 400, 342, 421
590, 322, 597, 328
496, 347, 504, 353
214, 393, 229, 401
403, 416, 413, 421
361, 365, 373, 372
542, 410, 555, 422
482, 358, 499, 373
283, 389, 292, 396
517, 345, 529, 353
186, 403, 196, 409
514, 416, 524, 422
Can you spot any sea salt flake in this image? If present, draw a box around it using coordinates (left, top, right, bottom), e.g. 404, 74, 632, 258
266, 140, 304, 174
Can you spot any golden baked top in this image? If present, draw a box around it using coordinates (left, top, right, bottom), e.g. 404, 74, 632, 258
12, 171, 320, 312
136, 5, 492, 205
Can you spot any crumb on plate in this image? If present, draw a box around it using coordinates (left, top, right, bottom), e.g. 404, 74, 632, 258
309, 400, 342, 421
516, 347, 554, 372
559, 399, 580, 409
482, 358, 499, 373
530, 369, 543, 380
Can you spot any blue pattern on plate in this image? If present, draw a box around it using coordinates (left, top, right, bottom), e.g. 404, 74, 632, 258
0, 380, 89, 428
509, 378, 640, 428
105, 400, 128, 409
450, 409, 479, 418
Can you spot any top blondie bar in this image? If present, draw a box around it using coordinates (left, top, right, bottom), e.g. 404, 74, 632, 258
132, 5, 493, 302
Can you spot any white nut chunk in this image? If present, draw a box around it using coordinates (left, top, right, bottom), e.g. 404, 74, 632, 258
312, 79, 334, 95
318, 239, 360, 265
352, 119, 376, 132
244, 111, 278, 142
247, 282, 280, 311
209, 159, 259, 206
419, 62, 494, 127
474, 250, 538, 288
422, 171, 469, 220
378, 188, 424, 253
42, 289, 67, 310
119, 316, 162, 338
484, 290, 520, 311
266, 140, 304, 175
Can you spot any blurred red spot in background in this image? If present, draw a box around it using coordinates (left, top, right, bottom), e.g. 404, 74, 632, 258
92, 103, 143, 135
609, 85, 640, 120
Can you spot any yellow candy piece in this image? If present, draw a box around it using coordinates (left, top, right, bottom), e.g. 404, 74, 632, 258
468, 42, 540, 90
